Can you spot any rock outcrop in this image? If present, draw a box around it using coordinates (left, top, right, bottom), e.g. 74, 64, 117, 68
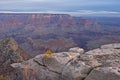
0, 37, 30, 63
11, 43, 120, 80
0, 37, 119, 80
0, 37, 30, 80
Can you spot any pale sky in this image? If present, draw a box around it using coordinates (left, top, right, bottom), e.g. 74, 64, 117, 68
0, 0, 120, 16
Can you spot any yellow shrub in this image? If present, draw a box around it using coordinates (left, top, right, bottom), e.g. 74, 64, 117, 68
43, 49, 53, 58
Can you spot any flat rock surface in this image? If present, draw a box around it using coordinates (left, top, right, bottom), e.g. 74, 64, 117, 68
85, 67, 120, 80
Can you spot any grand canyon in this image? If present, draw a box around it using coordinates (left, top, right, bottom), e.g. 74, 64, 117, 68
0, 13, 120, 80
0, 0, 120, 79
0, 13, 120, 56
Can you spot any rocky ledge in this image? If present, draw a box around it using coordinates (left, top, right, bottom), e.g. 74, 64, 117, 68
11, 42, 120, 80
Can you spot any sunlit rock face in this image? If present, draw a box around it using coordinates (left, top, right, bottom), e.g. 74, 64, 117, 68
11, 52, 80, 80
69, 47, 84, 54
11, 43, 120, 80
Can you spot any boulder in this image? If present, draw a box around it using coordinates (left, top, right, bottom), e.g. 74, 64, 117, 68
11, 52, 80, 80
61, 57, 92, 80
12, 59, 60, 80
69, 47, 84, 54
85, 67, 120, 80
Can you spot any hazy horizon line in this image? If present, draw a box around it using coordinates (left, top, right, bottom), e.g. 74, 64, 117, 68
0, 10, 120, 17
